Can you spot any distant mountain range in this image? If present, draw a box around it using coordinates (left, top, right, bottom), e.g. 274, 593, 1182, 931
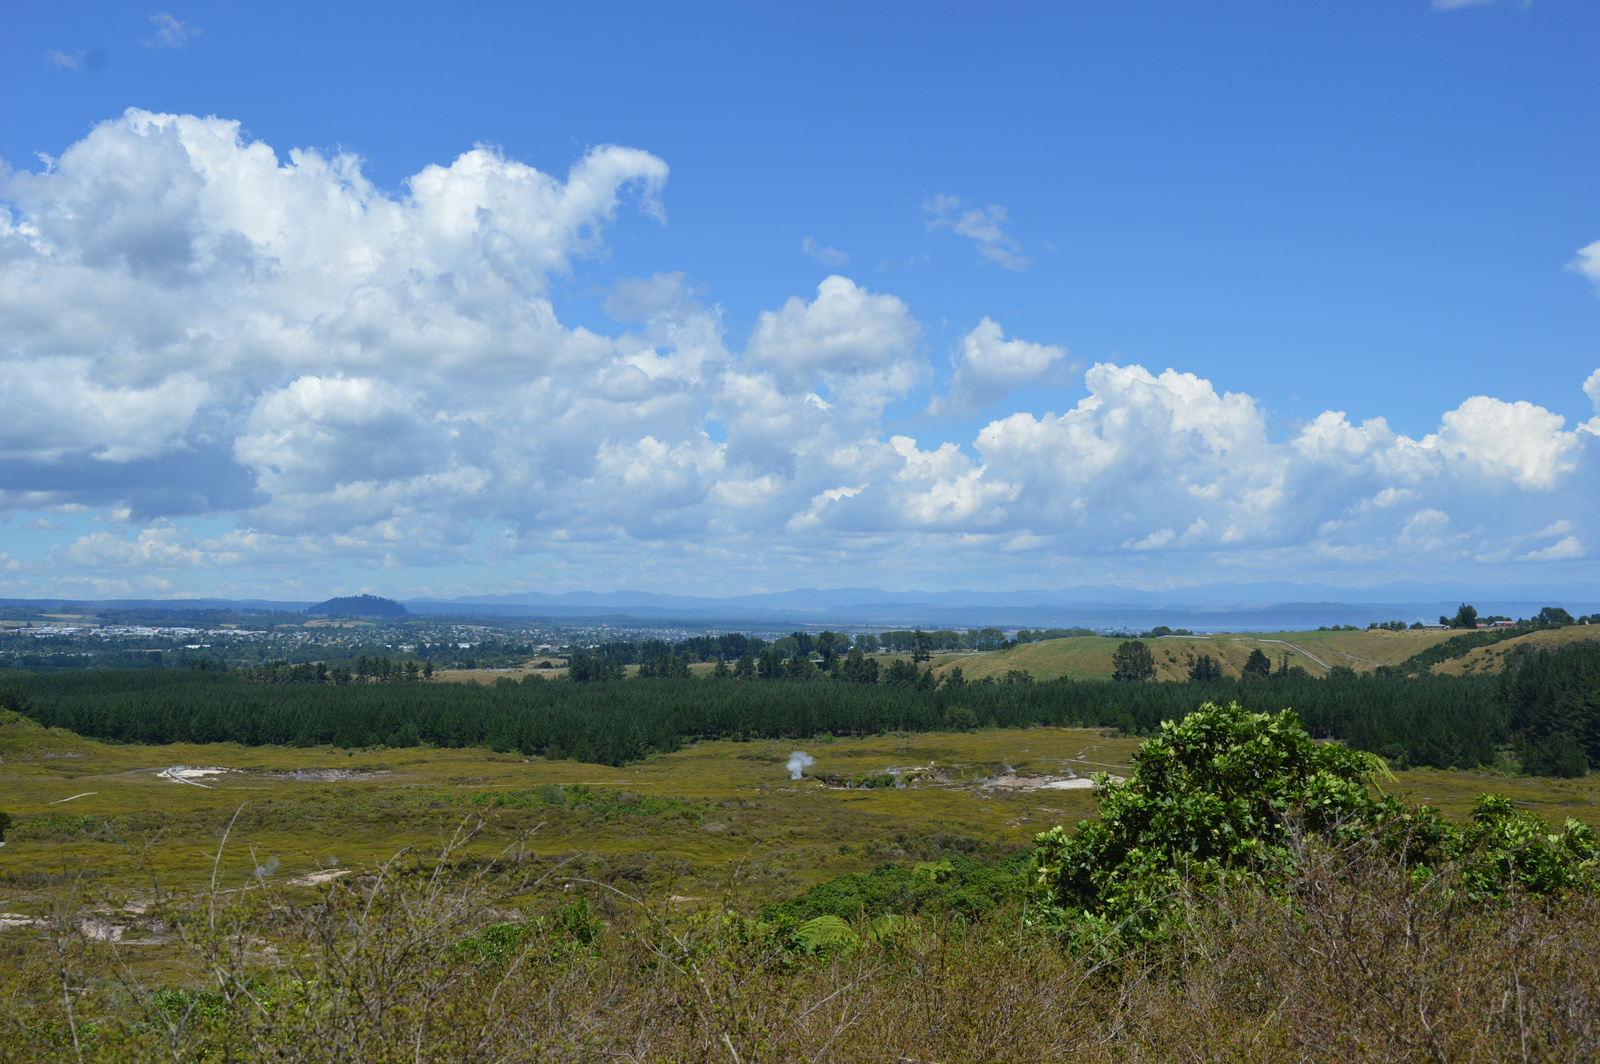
4, 582, 1597, 631
401, 583, 1600, 630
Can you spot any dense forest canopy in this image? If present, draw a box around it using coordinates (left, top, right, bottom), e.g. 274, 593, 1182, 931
5, 643, 1597, 772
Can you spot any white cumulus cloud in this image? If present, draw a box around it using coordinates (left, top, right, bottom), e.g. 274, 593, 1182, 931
1517, 536, 1585, 562
744, 275, 923, 410
2, 110, 1597, 595
930, 317, 1075, 414
0, 109, 670, 536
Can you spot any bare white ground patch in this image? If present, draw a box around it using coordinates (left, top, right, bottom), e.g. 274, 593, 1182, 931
273, 769, 390, 782
984, 773, 1122, 792
158, 766, 234, 787
79, 919, 124, 941
287, 870, 350, 887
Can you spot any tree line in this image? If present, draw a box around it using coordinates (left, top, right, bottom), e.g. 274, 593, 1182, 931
7, 644, 1596, 772
570, 626, 1101, 668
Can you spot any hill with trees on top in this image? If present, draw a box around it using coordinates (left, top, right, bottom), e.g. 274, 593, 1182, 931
306, 594, 409, 619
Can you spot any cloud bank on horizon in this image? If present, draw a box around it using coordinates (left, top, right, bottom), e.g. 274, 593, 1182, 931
1, 110, 1597, 599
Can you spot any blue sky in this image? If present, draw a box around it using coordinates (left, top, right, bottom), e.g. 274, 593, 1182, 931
1, 0, 1598, 600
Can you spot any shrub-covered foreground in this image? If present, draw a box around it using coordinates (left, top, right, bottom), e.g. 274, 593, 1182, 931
4, 832, 1599, 1062
5, 702, 1600, 1062
1035, 701, 1599, 947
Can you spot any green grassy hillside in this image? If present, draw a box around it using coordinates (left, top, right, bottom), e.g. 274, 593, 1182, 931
1430, 624, 1600, 676
924, 627, 1597, 682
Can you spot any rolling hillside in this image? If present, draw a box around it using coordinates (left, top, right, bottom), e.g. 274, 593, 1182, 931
1428, 624, 1600, 676
925, 627, 1597, 682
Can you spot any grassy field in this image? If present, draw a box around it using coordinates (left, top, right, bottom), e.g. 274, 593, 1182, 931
425, 626, 1599, 687
0, 715, 1134, 907
5, 705, 1600, 1061
927, 626, 1600, 681
4, 709, 1597, 917
450, 630, 1456, 683
1429, 624, 1600, 675
927, 629, 1454, 681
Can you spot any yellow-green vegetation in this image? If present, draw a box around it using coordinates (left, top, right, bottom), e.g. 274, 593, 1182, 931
927, 626, 1596, 682
0, 715, 1140, 909
420, 628, 1543, 684
3, 710, 1598, 912
4, 704, 1600, 1061
1432, 623, 1600, 676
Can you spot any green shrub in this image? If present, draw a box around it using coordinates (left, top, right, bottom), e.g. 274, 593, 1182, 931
1032, 701, 1600, 947
764, 850, 1031, 925
453, 897, 602, 967
1033, 701, 1378, 943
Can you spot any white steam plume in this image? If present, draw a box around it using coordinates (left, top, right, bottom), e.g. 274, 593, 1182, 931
787, 751, 815, 779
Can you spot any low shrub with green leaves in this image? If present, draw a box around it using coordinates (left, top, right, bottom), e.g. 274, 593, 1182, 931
5, 790, 1600, 1061
764, 849, 1032, 926
1032, 701, 1600, 946
472, 783, 709, 823
452, 897, 603, 967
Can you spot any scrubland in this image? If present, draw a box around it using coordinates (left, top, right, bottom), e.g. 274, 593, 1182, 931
4, 824, 1598, 1062
3, 703, 1600, 1061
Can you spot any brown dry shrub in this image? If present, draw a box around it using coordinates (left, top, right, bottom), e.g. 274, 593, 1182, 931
3, 828, 1599, 1062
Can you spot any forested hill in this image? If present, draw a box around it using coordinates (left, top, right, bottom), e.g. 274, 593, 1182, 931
6, 644, 1598, 774
306, 594, 408, 618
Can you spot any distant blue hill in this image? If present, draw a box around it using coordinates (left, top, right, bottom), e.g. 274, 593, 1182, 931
306, 594, 408, 619
3, 581, 1596, 632
400, 582, 1600, 630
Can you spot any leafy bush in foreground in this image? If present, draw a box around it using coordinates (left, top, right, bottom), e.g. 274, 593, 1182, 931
8, 821, 1600, 1061
1033, 701, 1600, 946
763, 850, 1032, 926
